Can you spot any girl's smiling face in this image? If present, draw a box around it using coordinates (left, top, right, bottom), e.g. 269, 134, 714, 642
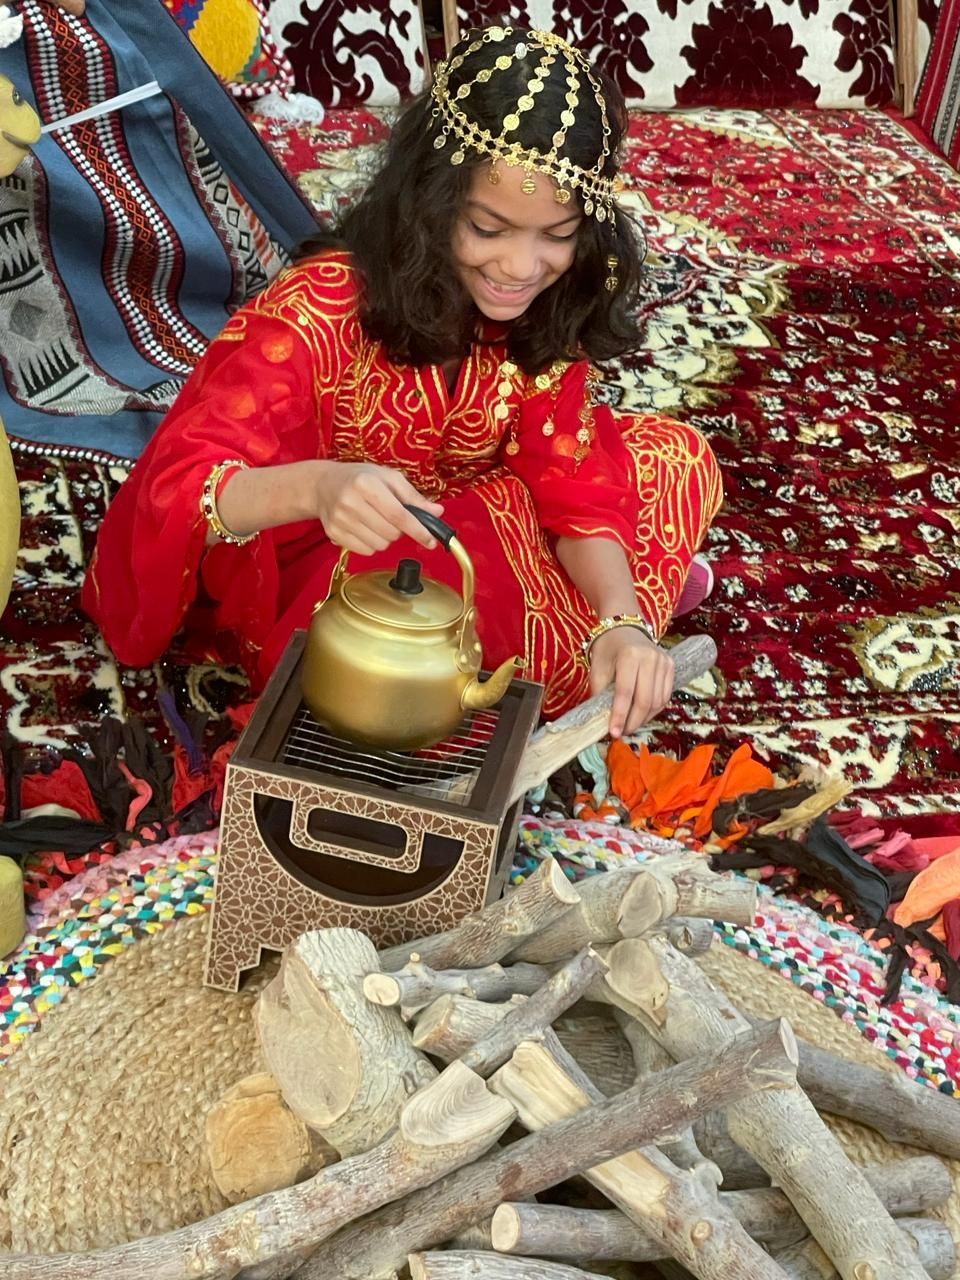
452, 162, 581, 321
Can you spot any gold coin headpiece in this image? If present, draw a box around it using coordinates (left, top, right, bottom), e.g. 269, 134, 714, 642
430, 27, 618, 222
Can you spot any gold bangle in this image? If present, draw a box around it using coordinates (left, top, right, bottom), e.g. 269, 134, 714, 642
200, 460, 257, 546
581, 613, 655, 663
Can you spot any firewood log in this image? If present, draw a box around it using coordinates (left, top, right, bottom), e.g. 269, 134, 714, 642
1, 1062, 514, 1280
489, 1030, 796, 1280
724, 1160, 952, 1246
287, 1020, 804, 1280
413, 993, 527, 1059
509, 861, 754, 965
506, 635, 718, 805
736, 1011, 960, 1161
409, 1254, 607, 1279
418, 1004, 636, 1097
204, 1073, 338, 1203
420, 636, 718, 810
507, 860, 689, 963
489, 1158, 954, 1261
379, 855, 579, 970
459, 948, 609, 1076
363, 959, 549, 1019
666, 917, 714, 955
773, 1220, 955, 1280
637, 938, 937, 1280
412, 949, 609, 1077
587, 936, 670, 1025
255, 928, 436, 1157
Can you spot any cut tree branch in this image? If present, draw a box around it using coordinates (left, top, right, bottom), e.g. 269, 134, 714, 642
410, 1254, 607, 1279
363, 960, 549, 1019
459, 947, 608, 1077
379, 856, 579, 971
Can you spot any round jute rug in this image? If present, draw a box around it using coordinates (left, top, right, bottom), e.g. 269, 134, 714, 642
0, 913, 957, 1264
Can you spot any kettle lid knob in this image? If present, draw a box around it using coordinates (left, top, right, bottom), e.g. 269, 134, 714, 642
388, 558, 424, 595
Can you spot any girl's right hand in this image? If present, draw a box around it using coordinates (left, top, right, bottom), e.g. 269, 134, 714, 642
311, 461, 445, 557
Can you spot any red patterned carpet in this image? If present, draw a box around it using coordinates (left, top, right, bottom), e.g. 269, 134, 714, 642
3, 105, 959, 829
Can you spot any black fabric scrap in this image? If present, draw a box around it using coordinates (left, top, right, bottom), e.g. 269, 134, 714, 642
712, 782, 818, 837
0, 816, 114, 861
713, 816, 890, 927
871, 913, 960, 1006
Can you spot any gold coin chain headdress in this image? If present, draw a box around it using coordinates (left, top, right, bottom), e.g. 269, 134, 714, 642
430, 26, 618, 222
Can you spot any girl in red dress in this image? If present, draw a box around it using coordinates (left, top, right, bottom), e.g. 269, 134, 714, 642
83, 27, 722, 736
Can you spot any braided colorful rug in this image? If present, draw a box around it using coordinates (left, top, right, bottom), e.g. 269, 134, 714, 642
2, 106, 959, 1093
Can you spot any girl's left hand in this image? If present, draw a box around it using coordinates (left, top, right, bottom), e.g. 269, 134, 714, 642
588, 627, 675, 738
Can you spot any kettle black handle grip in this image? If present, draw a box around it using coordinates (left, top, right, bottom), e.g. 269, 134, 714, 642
404, 504, 457, 550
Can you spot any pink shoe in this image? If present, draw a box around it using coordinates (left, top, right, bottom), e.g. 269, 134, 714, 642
672, 554, 715, 618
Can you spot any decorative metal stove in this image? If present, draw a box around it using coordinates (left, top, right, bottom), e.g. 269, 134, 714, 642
205, 631, 542, 991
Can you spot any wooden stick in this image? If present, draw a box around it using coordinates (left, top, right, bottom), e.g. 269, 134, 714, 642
666, 916, 715, 955
413, 993, 526, 1060
489, 1031, 796, 1280
788, 1032, 960, 1162
508, 857, 680, 963
729, 1158, 953, 1246
489, 1158, 955, 1261
587, 936, 671, 1025
616, 862, 756, 937
642, 938, 936, 1280
460, 948, 609, 1076
410, 1254, 607, 1279
364, 960, 549, 1019
290, 1019, 803, 1280
379, 856, 579, 971
508, 635, 717, 805
2, 1062, 514, 1280
774, 1220, 955, 1280
255, 928, 436, 1156
510, 862, 752, 966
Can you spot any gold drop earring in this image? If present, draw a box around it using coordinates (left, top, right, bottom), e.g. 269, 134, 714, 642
604, 254, 619, 292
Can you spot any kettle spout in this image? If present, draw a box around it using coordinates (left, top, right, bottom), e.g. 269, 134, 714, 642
461, 656, 524, 712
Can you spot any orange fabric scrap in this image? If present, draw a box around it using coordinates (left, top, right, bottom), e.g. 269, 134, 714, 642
893, 848, 960, 931
607, 740, 774, 840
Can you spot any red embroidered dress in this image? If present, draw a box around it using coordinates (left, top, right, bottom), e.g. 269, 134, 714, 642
83, 253, 722, 717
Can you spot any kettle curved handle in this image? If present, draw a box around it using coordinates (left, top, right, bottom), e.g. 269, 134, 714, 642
403, 505, 475, 625
402, 504, 457, 549
320, 505, 477, 638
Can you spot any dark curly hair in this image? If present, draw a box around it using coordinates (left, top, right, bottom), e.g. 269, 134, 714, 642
296, 29, 645, 374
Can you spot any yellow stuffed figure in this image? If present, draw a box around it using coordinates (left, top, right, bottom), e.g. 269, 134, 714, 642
0, 72, 41, 178
0, 74, 36, 619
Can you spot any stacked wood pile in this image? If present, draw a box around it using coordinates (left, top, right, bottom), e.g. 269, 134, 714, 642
7, 854, 960, 1280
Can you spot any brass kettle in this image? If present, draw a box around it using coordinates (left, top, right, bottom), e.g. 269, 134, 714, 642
303, 507, 522, 751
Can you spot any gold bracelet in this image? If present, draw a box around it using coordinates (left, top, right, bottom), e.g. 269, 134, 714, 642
581, 613, 656, 663
200, 460, 257, 546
